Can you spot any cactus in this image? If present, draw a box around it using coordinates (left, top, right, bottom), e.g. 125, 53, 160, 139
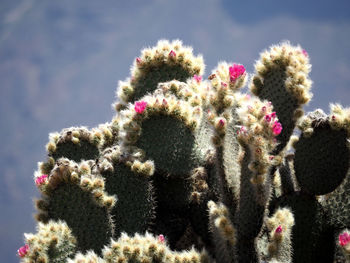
18, 40, 350, 262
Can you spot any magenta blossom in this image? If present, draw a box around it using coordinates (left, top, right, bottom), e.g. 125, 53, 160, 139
169, 50, 176, 57
339, 232, 350, 247
134, 101, 147, 114
35, 174, 48, 186
272, 121, 283, 135
229, 64, 245, 82
158, 234, 165, 243
193, 75, 202, 83
17, 244, 29, 258
275, 225, 283, 234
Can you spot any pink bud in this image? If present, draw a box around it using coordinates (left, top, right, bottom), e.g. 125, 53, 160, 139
261, 106, 267, 112
221, 82, 227, 87
302, 49, 308, 57
270, 112, 276, 118
275, 225, 283, 234
193, 75, 202, 83
17, 244, 29, 258
134, 101, 147, 114
339, 232, 350, 247
269, 156, 274, 160
158, 234, 165, 243
169, 50, 176, 57
162, 99, 168, 106
332, 115, 336, 121
136, 57, 142, 65
265, 114, 272, 122
219, 119, 225, 127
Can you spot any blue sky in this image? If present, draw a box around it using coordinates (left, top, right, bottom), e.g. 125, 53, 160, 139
1, 0, 349, 261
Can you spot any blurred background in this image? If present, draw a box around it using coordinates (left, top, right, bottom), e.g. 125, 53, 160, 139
1, 0, 349, 261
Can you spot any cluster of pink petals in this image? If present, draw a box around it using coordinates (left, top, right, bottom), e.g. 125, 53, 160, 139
158, 234, 165, 243
35, 174, 48, 186
264, 112, 282, 135
169, 50, 176, 57
272, 121, 283, 135
193, 75, 202, 83
275, 225, 283, 234
339, 232, 350, 247
134, 101, 147, 114
229, 64, 245, 82
17, 244, 29, 258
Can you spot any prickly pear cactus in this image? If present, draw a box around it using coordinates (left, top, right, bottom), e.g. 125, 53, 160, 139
18, 40, 349, 263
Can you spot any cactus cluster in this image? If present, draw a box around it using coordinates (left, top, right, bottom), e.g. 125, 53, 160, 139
18, 40, 350, 262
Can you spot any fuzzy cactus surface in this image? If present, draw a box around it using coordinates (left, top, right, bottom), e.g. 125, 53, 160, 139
19, 40, 350, 263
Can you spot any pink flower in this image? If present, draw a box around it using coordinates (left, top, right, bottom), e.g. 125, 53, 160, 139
229, 64, 246, 82
193, 75, 202, 83
270, 112, 276, 118
275, 225, 283, 234
158, 234, 165, 243
169, 50, 176, 57
272, 121, 283, 135
219, 119, 225, 127
261, 106, 267, 112
221, 82, 227, 87
302, 49, 308, 57
134, 101, 147, 114
339, 232, 350, 247
17, 244, 29, 258
35, 174, 48, 186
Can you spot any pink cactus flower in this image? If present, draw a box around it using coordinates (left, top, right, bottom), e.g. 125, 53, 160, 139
158, 234, 165, 243
17, 244, 29, 258
270, 112, 276, 118
229, 64, 246, 82
302, 49, 308, 57
218, 119, 225, 127
261, 106, 267, 112
339, 232, 350, 247
269, 156, 275, 160
35, 174, 48, 186
275, 225, 283, 234
272, 121, 283, 135
169, 50, 176, 57
193, 75, 202, 83
134, 101, 147, 114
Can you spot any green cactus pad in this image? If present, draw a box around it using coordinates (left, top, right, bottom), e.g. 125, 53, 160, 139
117, 39, 204, 105
101, 161, 155, 237
321, 170, 350, 230
294, 114, 349, 195
48, 127, 101, 163
251, 43, 312, 154
269, 192, 334, 263
35, 160, 115, 254
21, 220, 76, 263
